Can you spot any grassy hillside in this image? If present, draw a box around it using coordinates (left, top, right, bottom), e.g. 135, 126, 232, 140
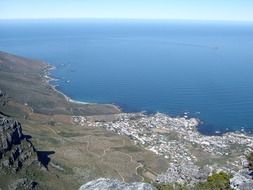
0, 51, 120, 116
0, 51, 169, 189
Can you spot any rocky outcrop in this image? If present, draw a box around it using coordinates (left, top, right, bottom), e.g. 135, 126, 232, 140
230, 169, 253, 190
79, 178, 157, 190
7, 178, 37, 190
0, 89, 7, 106
0, 114, 37, 173
0, 114, 40, 189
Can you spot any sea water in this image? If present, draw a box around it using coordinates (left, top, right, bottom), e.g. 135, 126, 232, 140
0, 19, 253, 135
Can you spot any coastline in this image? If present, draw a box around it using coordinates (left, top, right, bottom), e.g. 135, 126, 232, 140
43, 63, 122, 110
0, 51, 238, 136
2, 50, 253, 187
43, 62, 253, 137
43, 64, 95, 105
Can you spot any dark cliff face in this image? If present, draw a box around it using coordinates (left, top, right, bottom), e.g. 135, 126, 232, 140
0, 90, 55, 189
0, 113, 40, 189
0, 89, 7, 108
0, 114, 37, 174
0, 118, 22, 148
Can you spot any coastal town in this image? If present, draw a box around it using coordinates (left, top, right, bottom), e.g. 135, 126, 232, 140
72, 112, 253, 186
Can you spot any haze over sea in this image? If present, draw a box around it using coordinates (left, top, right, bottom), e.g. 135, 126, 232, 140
0, 19, 253, 135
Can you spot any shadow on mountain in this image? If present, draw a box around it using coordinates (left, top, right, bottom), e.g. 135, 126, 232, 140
0, 111, 10, 117
22, 134, 32, 140
37, 151, 55, 168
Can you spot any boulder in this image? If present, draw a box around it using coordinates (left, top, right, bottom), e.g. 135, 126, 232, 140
79, 178, 157, 190
230, 169, 253, 190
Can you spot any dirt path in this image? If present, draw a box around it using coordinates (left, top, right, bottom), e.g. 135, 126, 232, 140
44, 125, 58, 136
99, 139, 145, 182
100, 139, 126, 162
136, 164, 145, 182
43, 125, 146, 182
84, 135, 101, 158
119, 151, 144, 182
43, 125, 66, 145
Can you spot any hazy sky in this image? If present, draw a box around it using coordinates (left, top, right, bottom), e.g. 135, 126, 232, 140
1, 0, 253, 21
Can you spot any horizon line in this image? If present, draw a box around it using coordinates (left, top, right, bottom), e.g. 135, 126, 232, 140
0, 17, 253, 23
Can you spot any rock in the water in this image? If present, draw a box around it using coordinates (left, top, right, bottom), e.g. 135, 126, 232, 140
79, 178, 157, 190
230, 169, 253, 190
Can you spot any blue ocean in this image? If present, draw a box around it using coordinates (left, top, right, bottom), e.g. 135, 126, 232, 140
0, 19, 253, 135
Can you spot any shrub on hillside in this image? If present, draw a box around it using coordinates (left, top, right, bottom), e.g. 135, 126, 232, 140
154, 172, 233, 190
194, 172, 232, 190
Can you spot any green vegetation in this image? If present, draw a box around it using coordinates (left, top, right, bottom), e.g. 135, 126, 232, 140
0, 51, 120, 116
57, 131, 83, 137
194, 172, 232, 190
155, 183, 187, 190
154, 172, 233, 190
0, 51, 246, 189
112, 145, 142, 153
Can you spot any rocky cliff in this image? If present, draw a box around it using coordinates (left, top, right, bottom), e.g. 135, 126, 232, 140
0, 96, 42, 190
0, 114, 37, 174
0, 89, 7, 108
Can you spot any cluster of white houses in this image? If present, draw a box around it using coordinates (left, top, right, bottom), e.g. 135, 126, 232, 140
72, 112, 253, 185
